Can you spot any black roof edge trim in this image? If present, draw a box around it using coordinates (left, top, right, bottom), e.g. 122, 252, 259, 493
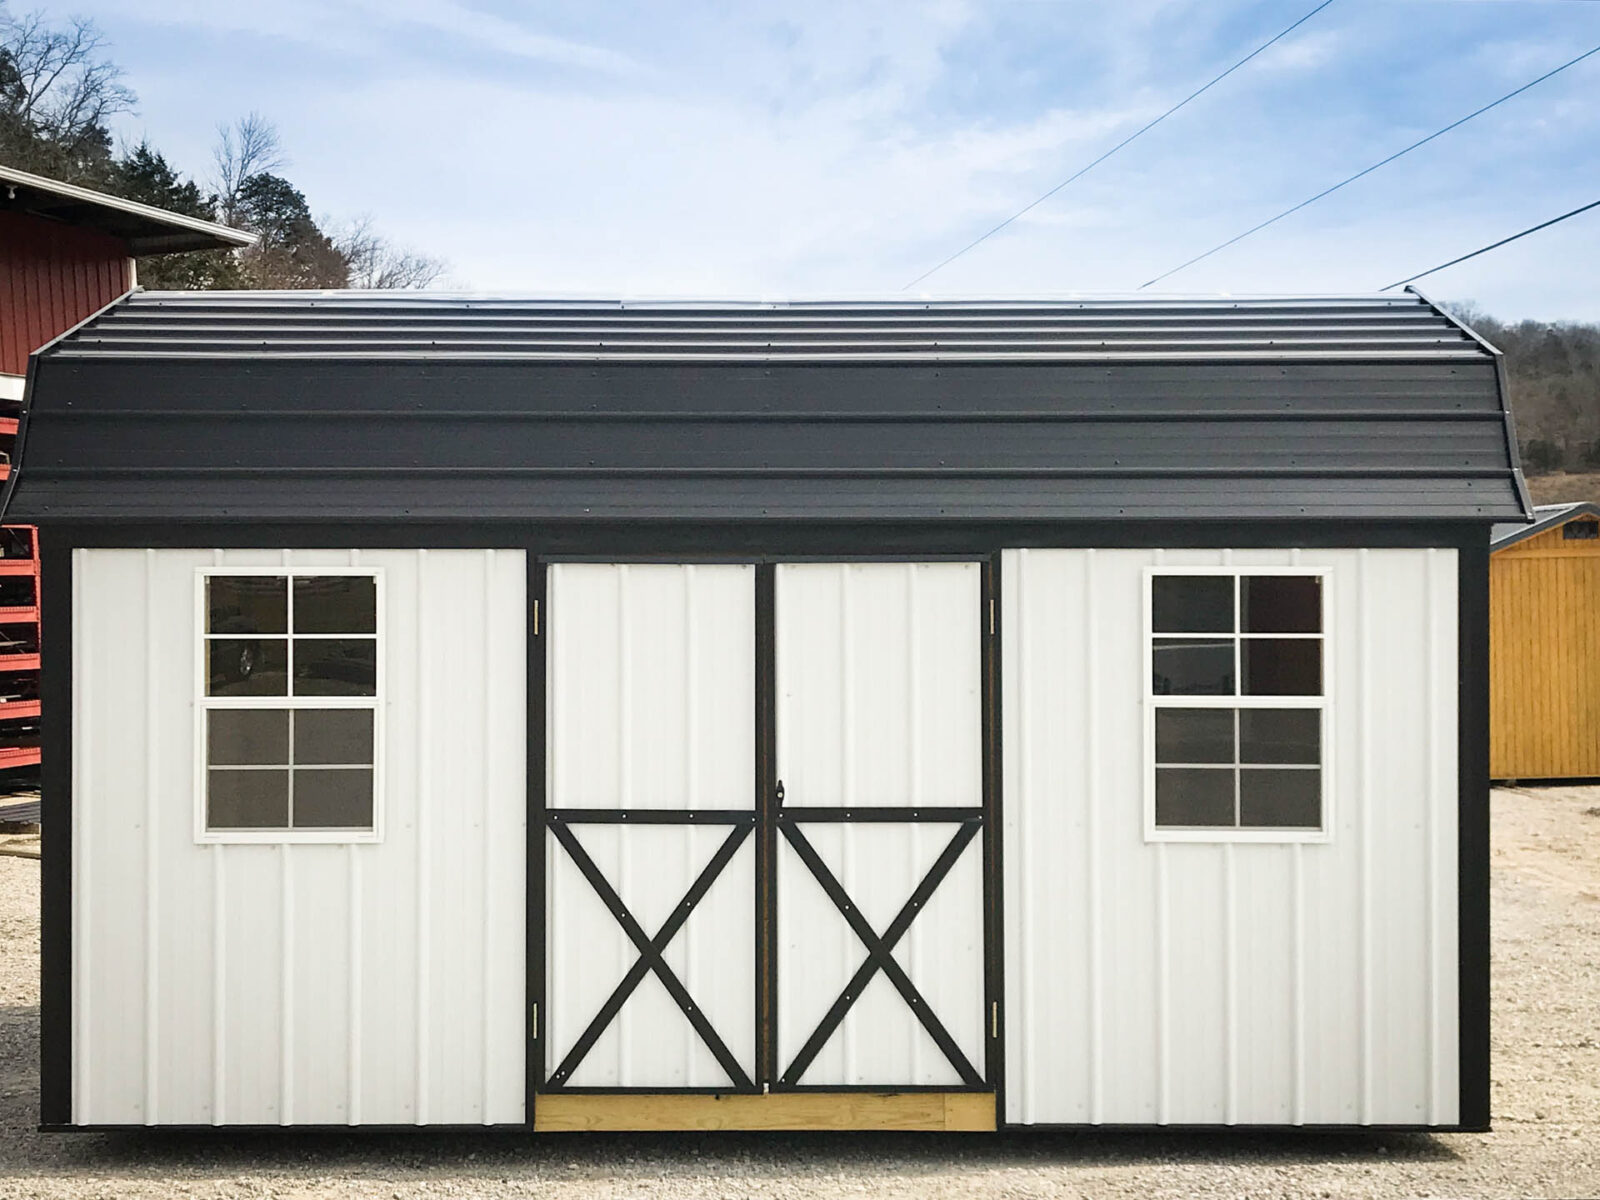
30, 408, 1516, 425
1408, 286, 1534, 523
20, 465, 1523, 480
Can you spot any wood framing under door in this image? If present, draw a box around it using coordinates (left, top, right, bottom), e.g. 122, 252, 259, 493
534, 558, 999, 1108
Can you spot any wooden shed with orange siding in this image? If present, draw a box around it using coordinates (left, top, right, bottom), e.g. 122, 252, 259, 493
1490, 502, 1600, 781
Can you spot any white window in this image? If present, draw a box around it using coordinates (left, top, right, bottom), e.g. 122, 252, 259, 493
195, 567, 382, 842
1145, 568, 1328, 842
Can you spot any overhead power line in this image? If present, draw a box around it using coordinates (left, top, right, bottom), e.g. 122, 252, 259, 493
1380, 197, 1600, 290
1138, 42, 1600, 288
900, 0, 1337, 291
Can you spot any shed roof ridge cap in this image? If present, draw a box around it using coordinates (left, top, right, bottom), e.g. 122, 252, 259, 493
122, 289, 1433, 307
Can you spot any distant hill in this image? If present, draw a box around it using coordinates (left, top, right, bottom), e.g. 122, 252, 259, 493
1449, 305, 1600, 502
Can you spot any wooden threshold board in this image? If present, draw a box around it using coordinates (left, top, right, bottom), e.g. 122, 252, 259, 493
533, 1092, 996, 1132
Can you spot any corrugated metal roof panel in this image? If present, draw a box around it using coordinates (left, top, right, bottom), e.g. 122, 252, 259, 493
46, 290, 1491, 362
5, 291, 1529, 524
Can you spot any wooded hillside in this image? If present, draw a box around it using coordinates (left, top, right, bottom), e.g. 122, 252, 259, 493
1450, 306, 1600, 503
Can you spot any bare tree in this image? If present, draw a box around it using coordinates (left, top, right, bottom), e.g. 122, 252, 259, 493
212, 112, 284, 224
0, 7, 135, 167
334, 215, 446, 289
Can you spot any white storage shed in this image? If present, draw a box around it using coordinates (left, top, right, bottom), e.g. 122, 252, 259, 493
3, 291, 1526, 1132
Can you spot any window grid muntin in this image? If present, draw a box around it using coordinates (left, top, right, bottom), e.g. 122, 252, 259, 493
205, 708, 377, 828
1155, 709, 1322, 829
1147, 567, 1328, 838
197, 566, 382, 840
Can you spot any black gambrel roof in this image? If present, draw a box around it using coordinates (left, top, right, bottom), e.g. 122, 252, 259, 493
4, 290, 1531, 524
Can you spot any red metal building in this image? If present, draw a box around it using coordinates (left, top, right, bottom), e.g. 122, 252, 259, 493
0, 164, 252, 774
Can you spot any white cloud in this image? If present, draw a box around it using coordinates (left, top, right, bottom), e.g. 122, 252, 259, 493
108, 0, 640, 74
88, 0, 1600, 316
341, 0, 643, 76
1252, 28, 1343, 73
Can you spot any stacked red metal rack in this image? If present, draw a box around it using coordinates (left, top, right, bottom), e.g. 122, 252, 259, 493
0, 412, 40, 773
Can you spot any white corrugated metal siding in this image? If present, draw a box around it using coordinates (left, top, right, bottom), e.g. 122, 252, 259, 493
1001, 548, 1459, 1126
72, 548, 527, 1126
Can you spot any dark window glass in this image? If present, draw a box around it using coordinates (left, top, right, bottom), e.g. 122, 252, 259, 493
295, 576, 376, 634
1152, 576, 1234, 633
1242, 639, 1321, 696
208, 770, 289, 828
1155, 709, 1234, 763
1563, 520, 1599, 541
1154, 768, 1234, 826
208, 576, 286, 635
1239, 709, 1320, 765
1239, 769, 1321, 827
293, 769, 374, 828
208, 710, 289, 766
294, 709, 375, 765
293, 638, 377, 696
1242, 575, 1322, 634
1152, 639, 1235, 695
207, 638, 288, 697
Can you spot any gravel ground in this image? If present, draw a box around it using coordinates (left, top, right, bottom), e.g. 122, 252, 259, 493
0, 787, 1593, 1198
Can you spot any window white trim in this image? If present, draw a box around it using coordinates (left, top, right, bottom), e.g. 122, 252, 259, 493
1142, 565, 1332, 845
193, 564, 385, 845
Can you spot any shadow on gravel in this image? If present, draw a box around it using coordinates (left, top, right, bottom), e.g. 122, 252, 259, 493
5, 1127, 1463, 1182
0, 993, 1462, 1183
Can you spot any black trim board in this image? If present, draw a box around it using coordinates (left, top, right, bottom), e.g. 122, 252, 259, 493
1457, 536, 1491, 1129
38, 534, 71, 1128
982, 554, 1006, 1129
41, 1123, 539, 1134
31, 519, 1495, 554
38, 1117, 1485, 1134
526, 557, 546, 1130
979, 1122, 1490, 1134
755, 563, 776, 1091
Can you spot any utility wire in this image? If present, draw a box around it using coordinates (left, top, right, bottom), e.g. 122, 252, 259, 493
1138, 42, 1600, 288
900, 0, 1337, 291
1380, 197, 1600, 289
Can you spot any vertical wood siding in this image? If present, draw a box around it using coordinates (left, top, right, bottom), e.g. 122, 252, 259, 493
1002, 548, 1459, 1126
1490, 524, 1600, 779
72, 548, 526, 1126
0, 213, 131, 376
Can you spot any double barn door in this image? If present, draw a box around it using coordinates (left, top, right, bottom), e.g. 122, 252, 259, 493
541, 561, 990, 1092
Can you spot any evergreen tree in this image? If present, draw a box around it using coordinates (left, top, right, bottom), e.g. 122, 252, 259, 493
111, 142, 241, 289
233, 172, 348, 289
